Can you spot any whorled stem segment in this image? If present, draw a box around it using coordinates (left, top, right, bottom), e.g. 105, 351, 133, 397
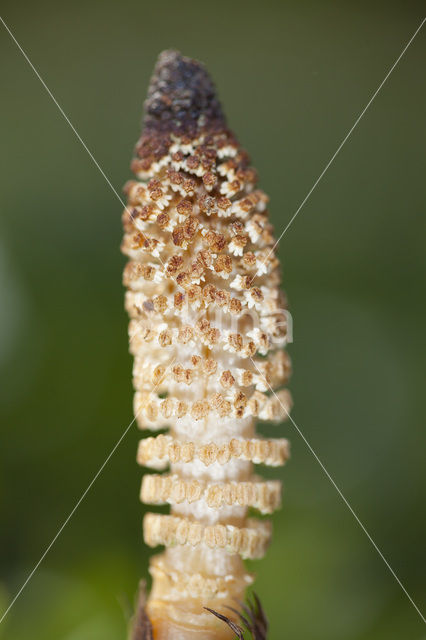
123, 50, 292, 639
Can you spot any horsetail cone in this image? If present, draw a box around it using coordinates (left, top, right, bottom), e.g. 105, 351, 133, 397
122, 50, 292, 639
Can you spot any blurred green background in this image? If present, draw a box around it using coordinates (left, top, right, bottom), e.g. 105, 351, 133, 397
1, 1, 425, 638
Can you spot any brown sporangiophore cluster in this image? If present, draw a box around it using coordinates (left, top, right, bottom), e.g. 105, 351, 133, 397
122, 50, 292, 639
